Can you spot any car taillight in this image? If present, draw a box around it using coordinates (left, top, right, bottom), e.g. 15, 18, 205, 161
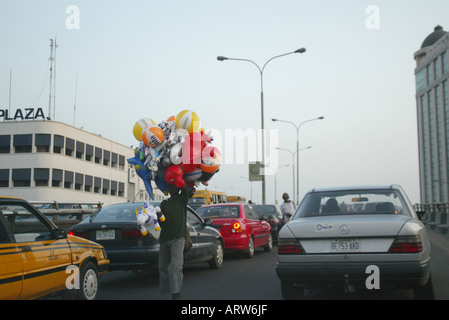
278, 239, 306, 255
122, 229, 142, 239
232, 222, 242, 233
388, 235, 423, 253
70, 230, 88, 239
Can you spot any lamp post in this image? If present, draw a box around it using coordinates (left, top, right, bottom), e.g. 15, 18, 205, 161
217, 47, 306, 204
276, 147, 296, 203
272, 116, 324, 203
240, 176, 253, 202
275, 164, 290, 205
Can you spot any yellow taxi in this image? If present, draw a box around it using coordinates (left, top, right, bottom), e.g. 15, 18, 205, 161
0, 197, 109, 300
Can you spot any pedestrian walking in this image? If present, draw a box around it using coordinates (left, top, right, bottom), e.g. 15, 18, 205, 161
157, 166, 190, 300
280, 192, 295, 223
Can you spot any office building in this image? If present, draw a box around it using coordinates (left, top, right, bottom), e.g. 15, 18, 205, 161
0, 117, 165, 206
414, 25, 449, 203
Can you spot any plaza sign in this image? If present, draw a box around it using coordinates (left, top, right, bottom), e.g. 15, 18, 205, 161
0, 108, 46, 121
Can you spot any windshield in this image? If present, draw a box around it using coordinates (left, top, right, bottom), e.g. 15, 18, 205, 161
254, 205, 278, 217
196, 205, 240, 219
293, 189, 412, 219
90, 202, 160, 222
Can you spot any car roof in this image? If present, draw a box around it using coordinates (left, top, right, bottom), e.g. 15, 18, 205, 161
200, 203, 244, 207
0, 196, 24, 200
308, 184, 403, 193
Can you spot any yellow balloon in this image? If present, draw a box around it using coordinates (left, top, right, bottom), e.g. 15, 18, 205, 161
175, 110, 201, 133
133, 118, 155, 141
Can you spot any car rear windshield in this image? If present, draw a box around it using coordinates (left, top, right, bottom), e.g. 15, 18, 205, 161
196, 206, 240, 219
90, 202, 160, 222
254, 205, 277, 216
294, 189, 412, 218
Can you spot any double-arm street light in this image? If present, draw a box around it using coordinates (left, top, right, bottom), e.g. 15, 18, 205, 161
272, 116, 324, 203
217, 47, 306, 204
276, 146, 311, 204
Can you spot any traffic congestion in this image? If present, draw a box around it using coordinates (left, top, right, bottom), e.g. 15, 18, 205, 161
0, 185, 437, 300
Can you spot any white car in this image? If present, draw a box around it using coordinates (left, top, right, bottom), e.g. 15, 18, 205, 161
276, 185, 434, 299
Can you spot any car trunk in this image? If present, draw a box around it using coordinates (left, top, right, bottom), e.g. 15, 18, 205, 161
71, 222, 159, 248
284, 214, 411, 254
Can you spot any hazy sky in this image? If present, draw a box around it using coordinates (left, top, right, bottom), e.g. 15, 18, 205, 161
1, 0, 449, 204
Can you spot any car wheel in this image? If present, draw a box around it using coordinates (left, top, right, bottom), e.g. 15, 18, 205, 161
245, 237, 255, 258
78, 261, 99, 300
414, 274, 435, 300
281, 280, 305, 300
208, 240, 224, 269
264, 234, 273, 252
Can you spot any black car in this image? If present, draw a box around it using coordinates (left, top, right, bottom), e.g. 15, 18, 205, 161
254, 204, 284, 243
69, 202, 224, 272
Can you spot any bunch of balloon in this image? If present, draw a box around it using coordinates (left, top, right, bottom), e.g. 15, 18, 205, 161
128, 109, 221, 200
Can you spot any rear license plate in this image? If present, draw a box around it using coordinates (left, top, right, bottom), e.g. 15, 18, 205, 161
96, 230, 115, 240
331, 239, 360, 252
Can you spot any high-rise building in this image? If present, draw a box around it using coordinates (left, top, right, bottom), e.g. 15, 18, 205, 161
414, 26, 449, 203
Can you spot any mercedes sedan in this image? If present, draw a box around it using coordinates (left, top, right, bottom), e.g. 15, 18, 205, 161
276, 185, 434, 299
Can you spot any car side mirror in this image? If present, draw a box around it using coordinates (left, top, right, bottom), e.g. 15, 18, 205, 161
53, 228, 67, 240
416, 211, 428, 221
203, 218, 212, 226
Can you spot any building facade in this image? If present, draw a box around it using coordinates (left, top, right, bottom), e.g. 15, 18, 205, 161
0, 118, 165, 206
414, 26, 449, 203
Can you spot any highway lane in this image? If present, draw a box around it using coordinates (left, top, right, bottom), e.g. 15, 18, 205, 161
96, 229, 449, 300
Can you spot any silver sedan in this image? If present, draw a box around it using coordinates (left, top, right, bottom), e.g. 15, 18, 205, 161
276, 185, 434, 299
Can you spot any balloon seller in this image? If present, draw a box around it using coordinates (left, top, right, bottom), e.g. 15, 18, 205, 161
157, 165, 189, 300
128, 109, 221, 300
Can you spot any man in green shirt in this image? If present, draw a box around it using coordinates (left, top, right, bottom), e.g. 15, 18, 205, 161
158, 165, 189, 300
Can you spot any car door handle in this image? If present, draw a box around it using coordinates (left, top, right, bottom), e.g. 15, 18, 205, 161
21, 246, 32, 252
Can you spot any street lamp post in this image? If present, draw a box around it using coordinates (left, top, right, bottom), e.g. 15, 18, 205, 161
272, 116, 324, 203
217, 47, 306, 204
275, 164, 290, 205
276, 147, 296, 203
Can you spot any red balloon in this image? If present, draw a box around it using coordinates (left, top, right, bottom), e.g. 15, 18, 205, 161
165, 165, 185, 188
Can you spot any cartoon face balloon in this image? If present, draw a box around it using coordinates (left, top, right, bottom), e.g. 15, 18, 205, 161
200, 146, 221, 173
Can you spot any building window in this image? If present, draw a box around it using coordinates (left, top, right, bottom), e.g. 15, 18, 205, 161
52, 169, 63, 187
102, 179, 110, 195
434, 57, 440, 81
35, 134, 51, 153
53, 135, 64, 154
12, 169, 31, 187
118, 182, 125, 197
0, 135, 10, 154
94, 177, 101, 193
426, 64, 432, 85
84, 175, 93, 192
111, 153, 118, 168
13, 134, 32, 153
111, 181, 117, 196
119, 155, 125, 170
85, 144, 93, 162
64, 170, 73, 189
65, 138, 75, 157
442, 51, 447, 75
75, 173, 83, 190
76, 141, 85, 159
0, 169, 9, 187
416, 69, 426, 92
103, 150, 110, 166
95, 147, 102, 164
34, 168, 49, 187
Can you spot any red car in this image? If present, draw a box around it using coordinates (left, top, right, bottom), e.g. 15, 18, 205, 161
196, 203, 272, 258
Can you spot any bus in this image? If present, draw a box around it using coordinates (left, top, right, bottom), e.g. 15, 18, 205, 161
189, 189, 227, 209
227, 196, 247, 203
